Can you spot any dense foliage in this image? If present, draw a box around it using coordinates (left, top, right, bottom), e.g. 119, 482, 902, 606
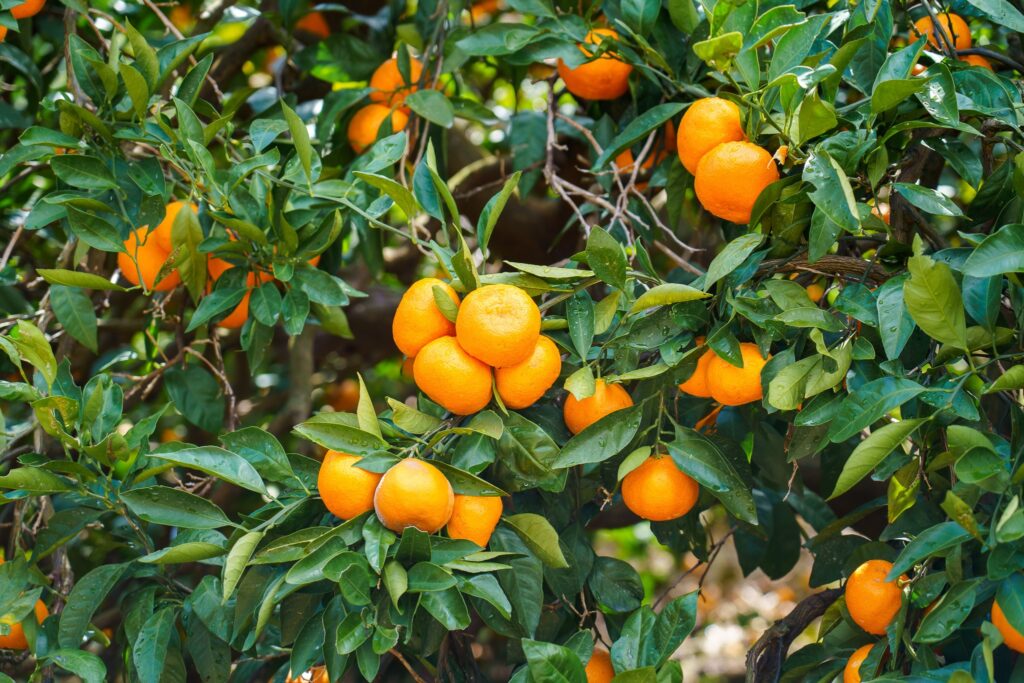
2, 0, 1024, 680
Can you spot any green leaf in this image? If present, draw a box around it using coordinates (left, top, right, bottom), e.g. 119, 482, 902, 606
65, 206, 125, 253
567, 291, 595, 361
914, 580, 978, 643
37, 268, 127, 291
894, 182, 963, 217
654, 592, 698, 664
386, 397, 442, 434
693, 31, 743, 69
121, 63, 149, 118
702, 233, 763, 291
903, 254, 967, 349
431, 461, 508, 496
149, 445, 268, 495
555, 404, 643, 468
50, 155, 117, 190
963, 224, 1024, 277
58, 563, 128, 648
522, 639, 587, 683
282, 100, 314, 185
963, 0, 1024, 32
803, 150, 859, 232
171, 202, 206, 302
586, 227, 628, 290
407, 562, 457, 592
888, 522, 971, 579
121, 486, 232, 529
133, 607, 177, 683
871, 78, 926, 114
46, 650, 107, 683
667, 428, 756, 523
383, 560, 408, 609
8, 321, 56, 387
165, 364, 224, 433
294, 414, 389, 454
592, 103, 685, 170
617, 446, 652, 482
124, 20, 159, 89
420, 586, 471, 630
827, 378, 925, 443
631, 283, 710, 313
0, 467, 71, 493
354, 172, 421, 221
829, 419, 926, 499
405, 90, 455, 128
477, 171, 521, 253
503, 513, 569, 568
987, 365, 1024, 394
222, 530, 264, 601
139, 542, 226, 565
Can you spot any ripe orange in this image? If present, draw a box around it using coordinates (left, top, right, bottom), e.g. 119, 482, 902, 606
676, 97, 745, 175
0, 559, 48, 651
615, 122, 676, 174
495, 335, 562, 409
706, 343, 769, 406
392, 277, 460, 358
871, 202, 891, 225
843, 644, 873, 683
678, 337, 713, 398
563, 379, 633, 435
455, 284, 541, 367
118, 232, 181, 292
287, 667, 329, 683
913, 13, 971, 50
621, 455, 698, 521
413, 336, 493, 415
585, 648, 615, 682
317, 450, 382, 520
369, 56, 425, 107
0, 26, 7, 42
11, 0, 45, 19
993, 600, 1024, 653
806, 282, 825, 303
694, 141, 780, 224
295, 11, 330, 39
151, 201, 195, 253
347, 104, 409, 154
327, 377, 360, 412
206, 259, 265, 329
557, 29, 633, 101
374, 458, 455, 533
960, 54, 993, 70
446, 495, 503, 546
845, 559, 906, 635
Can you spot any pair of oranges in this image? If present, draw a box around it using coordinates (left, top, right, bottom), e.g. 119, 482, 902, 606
678, 339, 770, 406
347, 57, 424, 153
393, 278, 561, 415
317, 451, 503, 546
912, 12, 992, 70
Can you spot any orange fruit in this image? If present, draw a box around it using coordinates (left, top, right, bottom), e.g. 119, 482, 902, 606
327, 378, 360, 412
557, 29, 633, 101
151, 201, 195, 253
495, 335, 562, 409
694, 141, 780, 224
806, 283, 825, 303
843, 644, 873, 683
401, 356, 416, 380
374, 458, 455, 533
216, 291, 250, 329
585, 648, 615, 683
911, 62, 928, 76
169, 5, 194, 31
563, 379, 633, 435
615, 122, 676, 174
117, 232, 181, 292
11, 0, 45, 19
960, 54, 993, 70
446, 495, 503, 546
0, 26, 7, 42
678, 337, 713, 398
706, 343, 769, 406
369, 56, 425, 107
287, 667, 329, 683
413, 336, 493, 415
676, 97, 745, 175
0, 559, 48, 651
206, 260, 265, 329
621, 455, 699, 521
295, 11, 330, 39
845, 559, 906, 636
317, 450, 382, 520
871, 202, 891, 224
455, 284, 541, 367
993, 600, 1024, 653
913, 13, 971, 50
347, 104, 409, 154
392, 278, 460, 358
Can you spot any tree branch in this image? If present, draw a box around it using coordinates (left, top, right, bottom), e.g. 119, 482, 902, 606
745, 587, 842, 683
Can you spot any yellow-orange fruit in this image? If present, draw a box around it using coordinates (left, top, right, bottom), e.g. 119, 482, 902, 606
563, 379, 633, 435
694, 141, 780, 224
0, 26, 7, 42
678, 337, 713, 398
556, 29, 633, 101
296, 11, 330, 39
287, 667, 330, 683
706, 342, 770, 407
347, 104, 409, 154
676, 97, 745, 175
621, 455, 699, 521
913, 13, 971, 50
317, 450, 382, 520
843, 644, 873, 683
960, 54, 993, 70
455, 284, 541, 367
446, 495, 503, 546
845, 560, 906, 636
369, 56, 425, 107
806, 283, 825, 303
374, 458, 455, 533
0, 559, 48, 651
585, 648, 615, 683
216, 291, 251, 329
993, 600, 1024, 653
11, 0, 45, 19
413, 336, 493, 415
392, 278, 460, 358
495, 335, 562, 409
117, 232, 181, 292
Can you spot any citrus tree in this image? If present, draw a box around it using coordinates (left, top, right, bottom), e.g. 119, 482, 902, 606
1, 0, 1024, 680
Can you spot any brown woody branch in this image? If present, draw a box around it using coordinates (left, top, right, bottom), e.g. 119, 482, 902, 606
745, 587, 842, 682
757, 254, 893, 284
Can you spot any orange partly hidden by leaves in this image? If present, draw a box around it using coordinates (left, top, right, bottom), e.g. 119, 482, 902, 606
960, 54, 993, 70
621, 455, 698, 521
413, 336, 493, 415
845, 559, 906, 636
0, 558, 48, 651
495, 335, 562, 409
392, 277, 460, 358
563, 379, 633, 435
295, 11, 330, 39
676, 97, 745, 175
913, 13, 971, 50
992, 600, 1024, 653
447, 495, 503, 546
706, 342, 770, 406
843, 644, 873, 683
557, 29, 633, 101
694, 141, 779, 224
678, 337, 713, 399
585, 648, 615, 683
369, 56, 424, 107
455, 284, 541, 367
11, 0, 46, 19
317, 451, 382, 520
374, 458, 454, 533
616, 122, 676, 174
327, 377, 360, 412
118, 233, 180, 292
347, 104, 409, 154
0, 26, 7, 42
806, 282, 826, 303
286, 666, 329, 683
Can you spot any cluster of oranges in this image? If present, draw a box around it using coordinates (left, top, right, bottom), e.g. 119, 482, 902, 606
0, 0, 45, 41
317, 451, 504, 546
678, 339, 770, 407
347, 57, 424, 153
